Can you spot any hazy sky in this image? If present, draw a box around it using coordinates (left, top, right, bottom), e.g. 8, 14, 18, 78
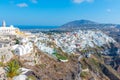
0, 0, 120, 26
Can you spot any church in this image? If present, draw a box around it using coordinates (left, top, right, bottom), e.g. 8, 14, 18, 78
0, 21, 20, 35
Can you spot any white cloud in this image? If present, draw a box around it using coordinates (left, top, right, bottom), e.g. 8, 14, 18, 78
16, 3, 28, 8
107, 9, 111, 12
73, 0, 94, 4
31, 0, 38, 3
86, 0, 94, 2
73, 0, 84, 3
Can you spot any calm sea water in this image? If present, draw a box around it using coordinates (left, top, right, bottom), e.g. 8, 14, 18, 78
16, 25, 59, 29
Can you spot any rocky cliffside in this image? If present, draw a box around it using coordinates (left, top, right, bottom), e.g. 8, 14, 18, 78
0, 30, 120, 80
19, 41, 120, 80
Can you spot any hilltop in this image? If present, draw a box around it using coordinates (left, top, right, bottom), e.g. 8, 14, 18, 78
60, 19, 119, 29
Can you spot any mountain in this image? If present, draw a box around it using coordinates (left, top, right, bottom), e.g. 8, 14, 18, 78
64, 19, 98, 25
60, 19, 118, 29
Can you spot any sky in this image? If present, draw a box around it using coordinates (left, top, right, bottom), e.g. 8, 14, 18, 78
0, 0, 120, 26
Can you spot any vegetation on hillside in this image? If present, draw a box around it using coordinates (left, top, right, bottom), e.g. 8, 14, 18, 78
53, 52, 68, 60
5, 59, 21, 78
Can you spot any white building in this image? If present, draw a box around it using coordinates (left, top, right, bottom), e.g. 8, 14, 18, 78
12, 42, 33, 56
0, 41, 10, 48
0, 21, 20, 35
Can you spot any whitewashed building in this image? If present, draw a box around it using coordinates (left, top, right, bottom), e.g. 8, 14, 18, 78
0, 21, 20, 35
12, 42, 33, 56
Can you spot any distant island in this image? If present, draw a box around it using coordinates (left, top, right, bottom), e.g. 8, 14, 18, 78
60, 19, 120, 29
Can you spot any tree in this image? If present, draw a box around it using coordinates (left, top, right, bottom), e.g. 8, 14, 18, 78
15, 39, 19, 44
5, 59, 21, 78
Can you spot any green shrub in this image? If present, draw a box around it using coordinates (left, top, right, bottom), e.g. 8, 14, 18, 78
53, 52, 67, 60
15, 39, 20, 44
0, 62, 4, 67
80, 72, 88, 78
39, 64, 46, 68
91, 58, 99, 67
27, 75, 36, 80
5, 59, 21, 78
56, 54, 67, 60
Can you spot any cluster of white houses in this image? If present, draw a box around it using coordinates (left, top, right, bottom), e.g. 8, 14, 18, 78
0, 21, 35, 56
0, 21, 117, 57
0, 21, 20, 35
35, 30, 116, 56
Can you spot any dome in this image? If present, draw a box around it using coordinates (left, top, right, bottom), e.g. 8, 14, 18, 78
10, 25, 14, 28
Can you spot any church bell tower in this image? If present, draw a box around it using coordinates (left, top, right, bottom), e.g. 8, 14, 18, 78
2, 20, 6, 27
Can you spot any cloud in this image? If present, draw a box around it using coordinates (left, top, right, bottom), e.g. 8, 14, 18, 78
31, 0, 38, 3
107, 9, 111, 12
73, 0, 94, 4
73, 0, 84, 3
86, 0, 94, 2
16, 3, 28, 8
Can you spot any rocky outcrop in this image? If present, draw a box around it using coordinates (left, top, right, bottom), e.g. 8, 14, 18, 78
13, 75, 27, 80
0, 67, 7, 80
75, 62, 82, 80
101, 64, 120, 80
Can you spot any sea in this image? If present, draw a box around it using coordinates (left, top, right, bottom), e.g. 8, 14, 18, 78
16, 25, 59, 30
